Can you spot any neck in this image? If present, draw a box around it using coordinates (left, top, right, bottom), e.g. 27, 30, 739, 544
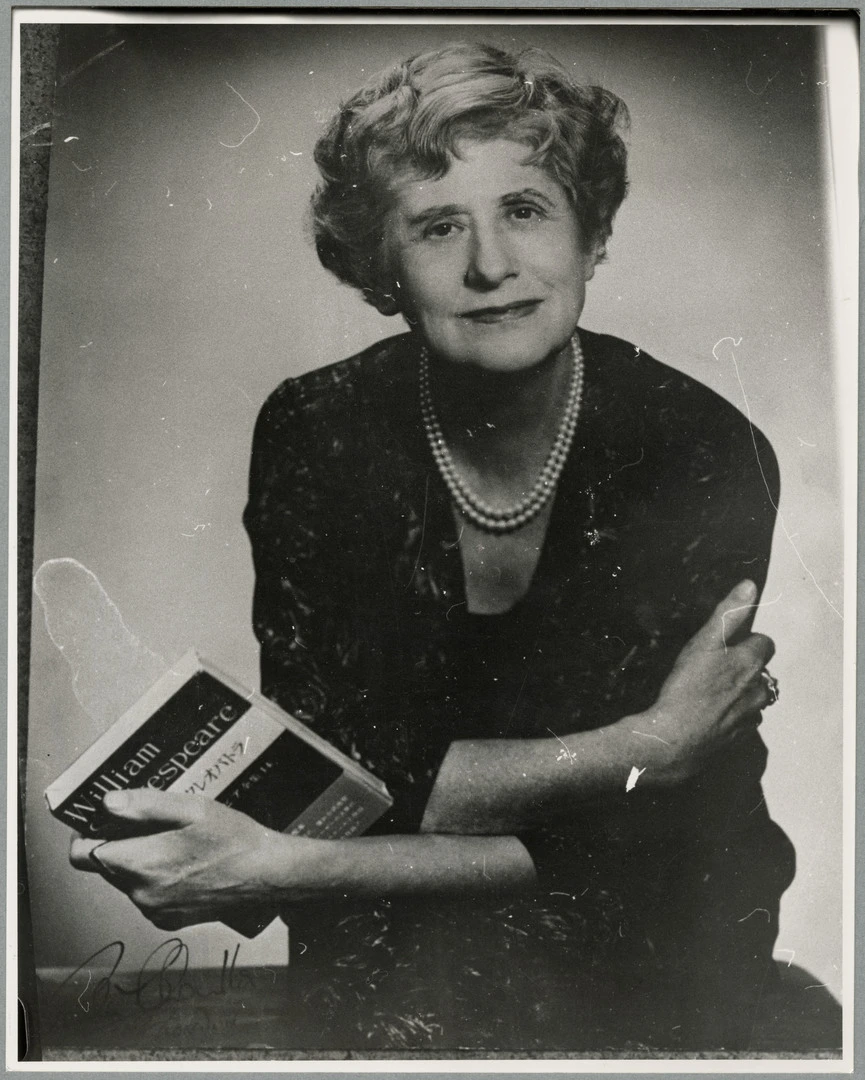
418, 333, 585, 524
426, 339, 572, 444
422, 337, 577, 496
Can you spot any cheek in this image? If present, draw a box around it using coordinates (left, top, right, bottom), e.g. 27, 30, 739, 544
397, 261, 453, 319
525, 229, 579, 278
553, 248, 594, 295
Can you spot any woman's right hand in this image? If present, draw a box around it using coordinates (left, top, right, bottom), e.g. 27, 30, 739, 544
628, 579, 776, 786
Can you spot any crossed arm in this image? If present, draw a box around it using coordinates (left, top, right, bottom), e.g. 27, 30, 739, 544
70, 581, 775, 929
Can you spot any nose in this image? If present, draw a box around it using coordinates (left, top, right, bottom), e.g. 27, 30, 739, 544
464, 223, 518, 291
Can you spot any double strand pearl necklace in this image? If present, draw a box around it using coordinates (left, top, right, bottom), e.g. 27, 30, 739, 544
419, 335, 585, 534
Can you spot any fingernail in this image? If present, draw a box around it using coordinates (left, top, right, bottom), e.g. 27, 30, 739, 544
732, 580, 756, 602
103, 791, 129, 812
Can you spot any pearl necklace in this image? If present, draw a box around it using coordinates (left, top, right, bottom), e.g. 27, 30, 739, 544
419, 336, 585, 534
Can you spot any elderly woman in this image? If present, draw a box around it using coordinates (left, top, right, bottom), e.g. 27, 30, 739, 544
73, 42, 794, 1050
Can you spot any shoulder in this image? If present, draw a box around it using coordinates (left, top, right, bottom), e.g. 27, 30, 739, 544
255, 332, 414, 436
582, 328, 759, 436
245, 334, 416, 547
580, 328, 779, 496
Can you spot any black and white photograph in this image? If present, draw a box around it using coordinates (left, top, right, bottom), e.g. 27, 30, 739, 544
15, 13, 855, 1064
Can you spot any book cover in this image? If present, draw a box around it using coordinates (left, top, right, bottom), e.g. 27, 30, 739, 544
46, 649, 393, 850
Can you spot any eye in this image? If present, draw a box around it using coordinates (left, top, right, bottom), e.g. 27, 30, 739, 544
424, 220, 459, 240
509, 203, 543, 222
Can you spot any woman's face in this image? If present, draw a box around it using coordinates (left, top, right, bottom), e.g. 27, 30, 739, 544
384, 138, 598, 374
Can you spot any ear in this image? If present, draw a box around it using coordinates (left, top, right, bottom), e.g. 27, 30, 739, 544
368, 288, 402, 317
367, 225, 403, 316
583, 240, 605, 282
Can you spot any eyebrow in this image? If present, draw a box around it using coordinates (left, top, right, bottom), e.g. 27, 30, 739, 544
404, 188, 558, 230
405, 203, 464, 230
501, 188, 556, 207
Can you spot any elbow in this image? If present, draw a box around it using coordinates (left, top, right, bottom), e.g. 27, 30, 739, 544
421, 796, 519, 836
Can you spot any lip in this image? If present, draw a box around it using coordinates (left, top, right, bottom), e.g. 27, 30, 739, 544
458, 299, 542, 324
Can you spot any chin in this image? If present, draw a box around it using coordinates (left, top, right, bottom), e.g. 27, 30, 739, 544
453, 332, 573, 374
465, 351, 552, 374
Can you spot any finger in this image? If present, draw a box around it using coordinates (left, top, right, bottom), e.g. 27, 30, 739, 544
71, 837, 136, 884
70, 836, 106, 872
742, 632, 776, 668
143, 909, 216, 932
129, 896, 187, 931
148, 912, 187, 932
101, 788, 205, 828
736, 674, 775, 721
691, 580, 758, 652
729, 710, 764, 742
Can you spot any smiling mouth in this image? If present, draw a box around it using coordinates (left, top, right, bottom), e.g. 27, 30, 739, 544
459, 300, 541, 323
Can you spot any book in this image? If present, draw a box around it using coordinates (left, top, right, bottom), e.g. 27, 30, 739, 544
46, 650, 393, 934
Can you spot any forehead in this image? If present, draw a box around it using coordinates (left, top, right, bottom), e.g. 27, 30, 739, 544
387, 138, 567, 216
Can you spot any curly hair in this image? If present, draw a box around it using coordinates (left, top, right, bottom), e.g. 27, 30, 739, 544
311, 42, 629, 313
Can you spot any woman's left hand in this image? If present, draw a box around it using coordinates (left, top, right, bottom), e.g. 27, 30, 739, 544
69, 789, 311, 929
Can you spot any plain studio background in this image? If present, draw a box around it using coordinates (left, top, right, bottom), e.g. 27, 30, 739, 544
25, 22, 844, 1005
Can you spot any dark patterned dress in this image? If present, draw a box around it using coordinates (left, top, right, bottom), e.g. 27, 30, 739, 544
243, 328, 795, 1051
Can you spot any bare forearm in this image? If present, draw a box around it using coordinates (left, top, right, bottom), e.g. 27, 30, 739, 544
261, 831, 537, 900
421, 721, 642, 834
421, 580, 776, 836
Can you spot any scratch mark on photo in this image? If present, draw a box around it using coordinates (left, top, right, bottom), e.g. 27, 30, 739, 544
61, 39, 126, 86
617, 447, 645, 472
76, 968, 92, 1012
406, 475, 430, 590
219, 83, 262, 148
737, 907, 771, 923
547, 728, 576, 764
720, 592, 782, 650
745, 61, 778, 95
21, 120, 51, 140
630, 729, 670, 746
713, 336, 842, 620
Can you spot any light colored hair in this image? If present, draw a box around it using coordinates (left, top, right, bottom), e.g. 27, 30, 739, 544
311, 41, 629, 314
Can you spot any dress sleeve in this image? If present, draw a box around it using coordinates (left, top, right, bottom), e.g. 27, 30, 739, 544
519, 409, 783, 888
689, 415, 780, 621
245, 384, 322, 717
242, 379, 451, 835
242, 382, 365, 744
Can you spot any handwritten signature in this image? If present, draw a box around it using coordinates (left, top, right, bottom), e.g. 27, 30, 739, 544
61, 938, 277, 1014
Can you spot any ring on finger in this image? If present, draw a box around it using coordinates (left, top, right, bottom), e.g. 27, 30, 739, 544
760, 669, 780, 706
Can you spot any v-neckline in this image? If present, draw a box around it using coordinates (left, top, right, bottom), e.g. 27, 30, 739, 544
369, 327, 609, 620
431, 328, 595, 619
451, 500, 556, 616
